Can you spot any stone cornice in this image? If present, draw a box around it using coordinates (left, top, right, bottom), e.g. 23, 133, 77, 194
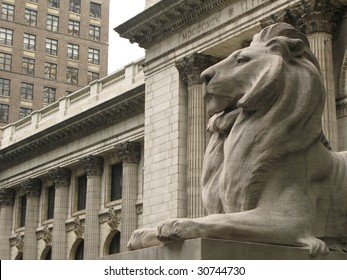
0, 85, 145, 169
114, 0, 234, 48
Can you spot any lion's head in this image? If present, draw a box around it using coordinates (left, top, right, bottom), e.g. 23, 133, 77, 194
201, 23, 327, 210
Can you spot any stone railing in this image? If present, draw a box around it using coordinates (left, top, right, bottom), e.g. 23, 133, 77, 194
0, 59, 144, 149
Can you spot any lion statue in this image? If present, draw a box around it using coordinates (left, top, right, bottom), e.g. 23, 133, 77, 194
128, 23, 347, 256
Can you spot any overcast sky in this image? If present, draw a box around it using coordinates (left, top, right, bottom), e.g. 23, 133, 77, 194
107, 0, 146, 74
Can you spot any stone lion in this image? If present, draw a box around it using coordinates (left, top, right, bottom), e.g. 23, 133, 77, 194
128, 23, 347, 256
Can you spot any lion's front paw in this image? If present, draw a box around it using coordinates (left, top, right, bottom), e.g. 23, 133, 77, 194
297, 235, 329, 257
157, 218, 201, 244
127, 228, 162, 250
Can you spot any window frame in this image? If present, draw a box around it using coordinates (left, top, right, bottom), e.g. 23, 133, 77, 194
44, 62, 57, 80
0, 28, 13, 46
1, 3, 15, 21
47, 14, 59, 32
88, 48, 100, 65
22, 57, 35, 75
0, 103, 9, 122
20, 82, 34, 100
45, 38, 58, 56
0, 52, 12, 71
24, 9, 37, 26
43, 87, 56, 104
23, 33, 36, 51
90, 2, 101, 19
0, 78, 11, 96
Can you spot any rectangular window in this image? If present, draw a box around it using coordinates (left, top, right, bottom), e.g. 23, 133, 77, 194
44, 62, 57, 80
1, 3, 15, 21
48, 0, 60, 8
69, 0, 81, 14
77, 175, 87, 211
19, 107, 32, 119
87, 71, 99, 84
66, 67, 78, 85
88, 48, 100, 65
68, 20, 80, 37
110, 164, 123, 201
23, 33, 36, 51
20, 82, 34, 100
67, 43, 79, 60
47, 14, 59, 32
47, 186, 55, 220
90, 2, 101, 19
0, 78, 10, 96
24, 9, 37, 26
0, 104, 9, 122
45, 38, 58, 56
0, 28, 13, 45
89, 25, 100, 41
43, 87, 56, 104
20, 196, 27, 227
22, 57, 35, 75
0, 53, 12, 71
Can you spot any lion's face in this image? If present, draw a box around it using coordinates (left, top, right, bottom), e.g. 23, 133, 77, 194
201, 44, 285, 117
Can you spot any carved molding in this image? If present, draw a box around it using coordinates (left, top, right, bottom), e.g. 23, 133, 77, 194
80, 155, 104, 176
115, 141, 141, 164
339, 51, 347, 97
0, 188, 15, 207
43, 225, 52, 246
73, 217, 85, 239
336, 97, 347, 118
21, 178, 42, 197
49, 167, 71, 188
106, 208, 121, 231
15, 233, 24, 253
175, 53, 220, 86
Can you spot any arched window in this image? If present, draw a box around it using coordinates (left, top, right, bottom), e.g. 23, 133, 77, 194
75, 240, 84, 260
108, 232, 121, 255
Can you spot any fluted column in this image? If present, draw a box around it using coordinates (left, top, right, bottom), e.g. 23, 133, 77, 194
176, 53, 219, 218
79, 155, 103, 259
49, 167, 71, 260
301, 0, 341, 150
0, 189, 15, 259
22, 179, 41, 260
115, 141, 141, 252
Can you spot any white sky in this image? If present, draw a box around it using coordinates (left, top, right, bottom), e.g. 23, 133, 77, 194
107, 0, 146, 74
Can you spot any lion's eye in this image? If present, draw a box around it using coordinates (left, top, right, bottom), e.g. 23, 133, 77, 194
237, 57, 249, 64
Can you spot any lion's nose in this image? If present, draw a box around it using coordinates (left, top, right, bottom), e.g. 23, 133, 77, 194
201, 68, 215, 84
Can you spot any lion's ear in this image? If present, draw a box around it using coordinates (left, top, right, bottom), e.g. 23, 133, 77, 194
266, 37, 305, 60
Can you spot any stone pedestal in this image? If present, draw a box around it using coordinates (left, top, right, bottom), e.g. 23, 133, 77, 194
99, 238, 347, 260
0, 189, 15, 260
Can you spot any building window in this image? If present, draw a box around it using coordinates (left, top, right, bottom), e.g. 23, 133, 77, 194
88, 48, 100, 65
19, 107, 32, 119
43, 87, 56, 104
45, 38, 58, 56
0, 78, 10, 96
67, 43, 79, 60
47, 14, 59, 32
0, 28, 13, 46
68, 20, 80, 37
23, 33, 36, 51
44, 62, 57, 80
0, 53, 12, 71
66, 67, 78, 85
110, 164, 122, 201
48, 0, 60, 8
69, 0, 81, 14
24, 9, 37, 26
1, 3, 15, 21
0, 104, 9, 122
21, 82, 34, 100
108, 232, 121, 255
77, 175, 87, 211
75, 240, 84, 260
19, 196, 27, 227
47, 186, 55, 220
22, 57, 35, 75
87, 71, 99, 84
89, 25, 100, 41
90, 2, 101, 19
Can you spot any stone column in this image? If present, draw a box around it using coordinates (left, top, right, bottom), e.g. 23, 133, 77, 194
115, 141, 141, 252
22, 178, 41, 260
80, 155, 104, 259
49, 167, 71, 260
301, 0, 341, 150
176, 53, 219, 218
0, 189, 15, 259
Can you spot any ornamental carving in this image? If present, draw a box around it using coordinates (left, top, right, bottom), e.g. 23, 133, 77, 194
176, 53, 220, 86
115, 141, 141, 164
49, 167, 71, 188
73, 217, 85, 239
80, 155, 104, 176
0, 188, 15, 207
43, 225, 52, 246
15, 233, 24, 253
21, 178, 42, 197
107, 208, 121, 231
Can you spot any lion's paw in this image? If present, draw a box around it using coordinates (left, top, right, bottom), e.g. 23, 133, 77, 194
298, 235, 329, 257
127, 228, 162, 250
157, 218, 201, 244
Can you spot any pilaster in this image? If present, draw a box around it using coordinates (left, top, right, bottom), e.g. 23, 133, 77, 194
0, 189, 15, 259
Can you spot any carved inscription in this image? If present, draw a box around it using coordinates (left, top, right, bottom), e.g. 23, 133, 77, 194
182, 13, 221, 40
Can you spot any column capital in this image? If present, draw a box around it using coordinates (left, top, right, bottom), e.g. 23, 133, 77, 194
80, 155, 104, 176
49, 167, 71, 188
175, 53, 220, 86
115, 141, 141, 164
0, 188, 15, 207
22, 178, 42, 197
